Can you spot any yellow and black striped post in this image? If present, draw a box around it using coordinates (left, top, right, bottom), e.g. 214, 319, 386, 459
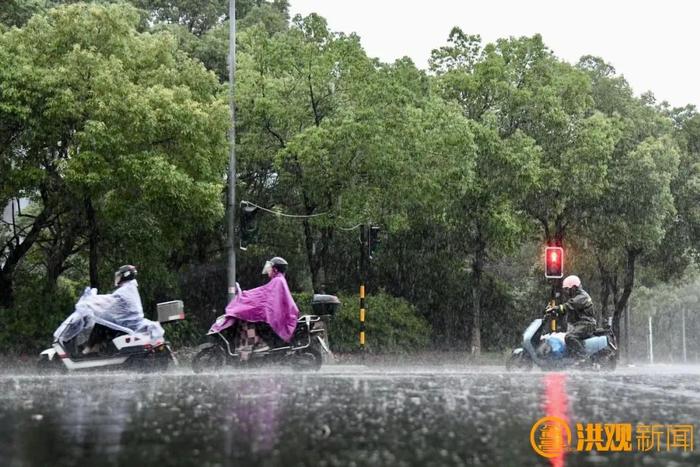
359, 284, 366, 349
359, 224, 367, 351
548, 275, 564, 332
548, 299, 556, 332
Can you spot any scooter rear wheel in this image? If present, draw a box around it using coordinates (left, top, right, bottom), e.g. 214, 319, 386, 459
192, 344, 226, 373
593, 348, 617, 371
291, 345, 323, 372
128, 351, 172, 373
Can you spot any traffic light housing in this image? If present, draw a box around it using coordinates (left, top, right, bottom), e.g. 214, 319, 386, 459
368, 225, 381, 259
545, 246, 564, 278
239, 202, 259, 251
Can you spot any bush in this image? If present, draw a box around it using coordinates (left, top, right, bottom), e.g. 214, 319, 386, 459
0, 281, 78, 354
0, 275, 430, 355
161, 315, 207, 349
293, 291, 430, 353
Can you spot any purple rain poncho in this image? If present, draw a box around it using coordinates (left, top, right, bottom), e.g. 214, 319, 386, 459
212, 272, 299, 342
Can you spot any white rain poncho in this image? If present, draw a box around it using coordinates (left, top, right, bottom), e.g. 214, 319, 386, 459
53, 280, 164, 345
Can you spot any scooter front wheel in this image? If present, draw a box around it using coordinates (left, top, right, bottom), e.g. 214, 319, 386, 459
506, 351, 533, 372
192, 344, 226, 373
36, 354, 66, 374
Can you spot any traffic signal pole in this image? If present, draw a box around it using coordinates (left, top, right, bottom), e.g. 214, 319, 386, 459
548, 279, 564, 332
226, 0, 237, 301
359, 224, 366, 351
624, 301, 630, 362
648, 315, 654, 364
358, 224, 380, 350
545, 246, 564, 332
682, 307, 687, 363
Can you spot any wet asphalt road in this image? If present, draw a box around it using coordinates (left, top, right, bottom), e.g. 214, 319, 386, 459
0, 365, 698, 467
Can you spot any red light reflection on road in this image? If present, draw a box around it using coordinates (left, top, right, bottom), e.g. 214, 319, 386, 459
543, 373, 570, 467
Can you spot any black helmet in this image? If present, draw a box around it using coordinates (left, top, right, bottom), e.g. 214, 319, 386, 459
262, 257, 288, 275
114, 264, 137, 287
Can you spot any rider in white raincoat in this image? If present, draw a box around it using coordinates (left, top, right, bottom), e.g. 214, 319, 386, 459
53, 265, 164, 351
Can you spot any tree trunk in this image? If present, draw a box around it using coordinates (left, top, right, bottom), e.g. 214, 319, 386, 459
0, 205, 52, 308
319, 226, 334, 292
612, 248, 641, 342
45, 255, 62, 292
302, 217, 325, 293
470, 242, 485, 356
0, 272, 14, 309
85, 197, 100, 289
45, 230, 79, 291
470, 283, 481, 356
553, 220, 565, 246
596, 256, 610, 327
598, 279, 609, 326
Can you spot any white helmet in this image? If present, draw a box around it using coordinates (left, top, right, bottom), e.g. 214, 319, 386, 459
114, 264, 137, 287
562, 275, 581, 290
262, 256, 288, 275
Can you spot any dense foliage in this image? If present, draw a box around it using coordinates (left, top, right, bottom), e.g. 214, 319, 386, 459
1, 1, 699, 356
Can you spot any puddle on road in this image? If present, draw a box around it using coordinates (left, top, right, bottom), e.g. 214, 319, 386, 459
0, 365, 698, 466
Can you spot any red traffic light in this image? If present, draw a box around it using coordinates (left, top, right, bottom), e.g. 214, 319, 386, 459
545, 246, 564, 278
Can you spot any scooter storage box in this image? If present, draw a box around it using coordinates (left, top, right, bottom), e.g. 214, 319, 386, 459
311, 294, 341, 315
157, 300, 185, 323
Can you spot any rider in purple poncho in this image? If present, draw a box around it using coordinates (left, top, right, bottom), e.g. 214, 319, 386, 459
216, 257, 299, 346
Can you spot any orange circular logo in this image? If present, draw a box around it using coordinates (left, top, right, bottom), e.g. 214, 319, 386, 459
530, 416, 572, 458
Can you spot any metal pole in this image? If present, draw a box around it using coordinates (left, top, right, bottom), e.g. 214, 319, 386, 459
624, 301, 630, 363
548, 278, 562, 332
226, 0, 237, 301
359, 225, 366, 351
648, 315, 654, 364
682, 308, 687, 363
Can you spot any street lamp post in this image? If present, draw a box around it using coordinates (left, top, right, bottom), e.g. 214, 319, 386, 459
624, 300, 630, 363
682, 308, 687, 363
682, 295, 696, 364
227, 0, 237, 301
648, 314, 654, 364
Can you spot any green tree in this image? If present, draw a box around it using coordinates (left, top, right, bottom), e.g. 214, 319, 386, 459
652, 106, 700, 275
431, 30, 551, 354
236, 14, 435, 292
0, 0, 47, 28
0, 3, 228, 306
577, 57, 680, 337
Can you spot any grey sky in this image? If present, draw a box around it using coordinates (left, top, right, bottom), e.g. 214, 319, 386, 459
289, 0, 699, 108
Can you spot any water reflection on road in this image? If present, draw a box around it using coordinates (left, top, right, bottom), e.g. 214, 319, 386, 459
0, 365, 698, 466
540, 373, 570, 467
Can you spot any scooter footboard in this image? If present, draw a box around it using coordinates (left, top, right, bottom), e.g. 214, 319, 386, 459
584, 335, 609, 355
